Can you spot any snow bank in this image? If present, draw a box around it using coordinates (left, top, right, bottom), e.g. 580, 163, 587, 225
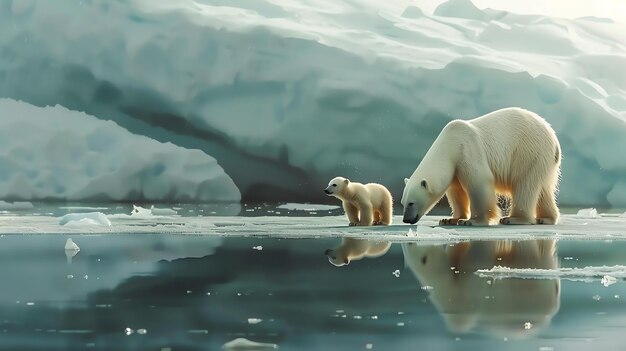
0, 99, 240, 202
0, 0, 625, 205
222, 338, 278, 350
276, 203, 340, 211
59, 212, 111, 226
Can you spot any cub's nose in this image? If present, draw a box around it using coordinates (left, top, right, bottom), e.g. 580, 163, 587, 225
324, 189, 331, 194
402, 218, 411, 224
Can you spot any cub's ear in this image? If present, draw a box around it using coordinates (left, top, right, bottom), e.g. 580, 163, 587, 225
421, 179, 428, 189
404, 178, 409, 185
344, 178, 350, 184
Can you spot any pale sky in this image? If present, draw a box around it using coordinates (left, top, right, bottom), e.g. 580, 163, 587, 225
415, 0, 626, 23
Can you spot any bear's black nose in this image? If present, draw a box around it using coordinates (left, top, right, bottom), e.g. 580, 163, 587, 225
324, 189, 331, 194
402, 218, 411, 224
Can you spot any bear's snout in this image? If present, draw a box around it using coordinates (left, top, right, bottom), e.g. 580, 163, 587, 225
324, 189, 332, 195
403, 215, 419, 224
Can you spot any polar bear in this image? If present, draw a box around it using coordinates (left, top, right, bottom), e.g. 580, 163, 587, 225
401, 107, 561, 226
402, 240, 560, 335
324, 238, 391, 266
324, 177, 393, 226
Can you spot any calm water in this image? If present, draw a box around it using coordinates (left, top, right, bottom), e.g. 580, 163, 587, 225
1, 233, 626, 350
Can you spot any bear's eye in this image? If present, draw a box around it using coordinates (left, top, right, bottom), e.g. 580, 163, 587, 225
332, 184, 337, 187
408, 202, 414, 207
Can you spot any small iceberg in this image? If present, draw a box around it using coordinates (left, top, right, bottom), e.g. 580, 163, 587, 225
276, 203, 339, 211
575, 208, 601, 219
150, 205, 178, 216
59, 212, 112, 226
222, 337, 278, 350
64, 238, 80, 263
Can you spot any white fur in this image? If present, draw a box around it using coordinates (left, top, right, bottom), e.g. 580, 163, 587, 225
325, 238, 391, 266
402, 107, 561, 226
325, 177, 393, 226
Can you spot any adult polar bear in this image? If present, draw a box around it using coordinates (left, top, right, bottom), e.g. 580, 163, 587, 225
402, 107, 561, 226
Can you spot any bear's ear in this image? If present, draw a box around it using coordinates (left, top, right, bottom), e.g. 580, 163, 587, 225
344, 178, 350, 184
421, 179, 428, 189
404, 178, 409, 185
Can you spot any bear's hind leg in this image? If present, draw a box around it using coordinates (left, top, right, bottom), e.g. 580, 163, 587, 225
373, 210, 382, 225
500, 179, 540, 225
440, 179, 470, 226
380, 193, 393, 225
536, 185, 559, 225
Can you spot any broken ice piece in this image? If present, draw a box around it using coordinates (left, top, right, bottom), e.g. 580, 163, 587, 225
65, 238, 80, 251
222, 337, 278, 350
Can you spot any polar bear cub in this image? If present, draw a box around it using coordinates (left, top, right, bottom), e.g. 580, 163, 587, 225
401, 107, 561, 226
325, 238, 391, 266
324, 177, 393, 226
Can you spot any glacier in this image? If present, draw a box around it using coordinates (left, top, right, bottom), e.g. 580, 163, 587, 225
0, 0, 625, 205
0, 99, 240, 202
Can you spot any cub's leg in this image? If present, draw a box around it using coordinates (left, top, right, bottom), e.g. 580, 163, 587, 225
373, 210, 382, 225
357, 202, 373, 226
343, 202, 359, 226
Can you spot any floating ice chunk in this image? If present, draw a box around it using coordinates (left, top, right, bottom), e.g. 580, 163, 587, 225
252, 246, 263, 251
65, 238, 80, 251
59, 212, 111, 226
124, 328, 134, 335
524, 322, 533, 330
150, 206, 178, 216
392, 270, 401, 278
406, 228, 415, 237
137, 329, 147, 335
621, 211, 626, 218
601, 275, 617, 287
276, 203, 339, 211
222, 337, 278, 350
477, 265, 626, 282
247, 318, 263, 324
0, 201, 34, 211
575, 208, 601, 218
130, 205, 154, 218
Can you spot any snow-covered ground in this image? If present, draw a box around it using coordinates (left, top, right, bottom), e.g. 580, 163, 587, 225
0, 99, 240, 202
1, 0, 625, 205
1, 210, 625, 242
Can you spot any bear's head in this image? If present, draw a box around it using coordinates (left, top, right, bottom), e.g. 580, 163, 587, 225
401, 177, 437, 224
324, 248, 349, 266
324, 177, 349, 197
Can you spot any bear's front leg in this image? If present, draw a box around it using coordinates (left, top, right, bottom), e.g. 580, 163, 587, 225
343, 202, 360, 226
457, 178, 497, 226
440, 180, 471, 226
357, 203, 374, 226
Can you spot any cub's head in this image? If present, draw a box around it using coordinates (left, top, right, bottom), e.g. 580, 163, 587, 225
401, 177, 435, 224
324, 177, 349, 196
324, 248, 349, 266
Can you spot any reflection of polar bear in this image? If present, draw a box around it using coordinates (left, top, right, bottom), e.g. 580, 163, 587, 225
401, 108, 561, 226
402, 240, 560, 337
325, 238, 391, 266
324, 177, 393, 226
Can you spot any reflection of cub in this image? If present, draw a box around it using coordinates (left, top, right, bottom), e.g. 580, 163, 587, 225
402, 240, 559, 337
325, 238, 391, 267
